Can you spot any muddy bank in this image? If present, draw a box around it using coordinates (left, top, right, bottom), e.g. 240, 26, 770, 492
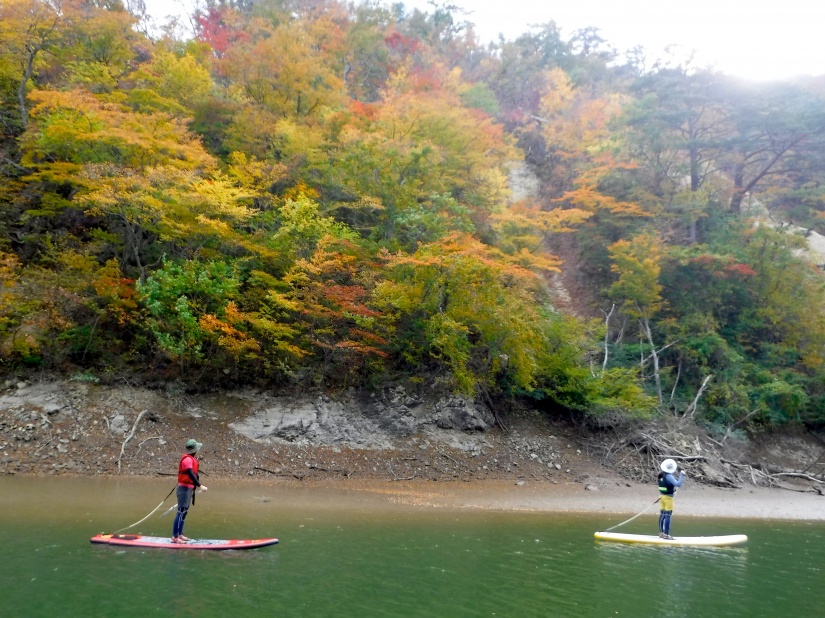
258, 477, 825, 521
340, 481, 825, 525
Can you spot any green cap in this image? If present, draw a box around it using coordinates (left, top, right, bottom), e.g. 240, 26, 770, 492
185, 439, 202, 453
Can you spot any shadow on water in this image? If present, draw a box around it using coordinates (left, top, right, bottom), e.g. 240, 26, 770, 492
0, 477, 823, 617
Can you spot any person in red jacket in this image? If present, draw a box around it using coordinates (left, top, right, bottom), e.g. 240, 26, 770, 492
172, 439, 208, 543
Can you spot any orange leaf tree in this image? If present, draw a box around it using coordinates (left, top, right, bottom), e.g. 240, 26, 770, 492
374, 233, 566, 394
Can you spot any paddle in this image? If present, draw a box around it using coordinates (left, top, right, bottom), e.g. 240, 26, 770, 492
603, 497, 660, 532
113, 485, 177, 534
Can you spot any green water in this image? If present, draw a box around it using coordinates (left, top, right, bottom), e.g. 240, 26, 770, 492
0, 478, 822, 617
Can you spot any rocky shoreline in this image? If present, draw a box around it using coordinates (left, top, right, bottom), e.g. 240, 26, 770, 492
2, 378, 824, 519
0, 379, 599, 483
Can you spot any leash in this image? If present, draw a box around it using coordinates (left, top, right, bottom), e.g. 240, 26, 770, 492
113, 485, 177, 534
603, 497, 661, 532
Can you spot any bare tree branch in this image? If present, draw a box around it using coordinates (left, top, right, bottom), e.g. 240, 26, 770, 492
117, 410, 148, 473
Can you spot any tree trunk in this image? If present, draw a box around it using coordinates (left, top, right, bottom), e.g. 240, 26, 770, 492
640, 316, 663, 406
729, 161, 745, 214
602, 303, 615, 373
17, 48, 38, 130
687, 116, 700, 244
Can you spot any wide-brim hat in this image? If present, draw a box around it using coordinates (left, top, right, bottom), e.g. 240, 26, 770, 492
185, 439, 202, 453
660, 458, 677, 473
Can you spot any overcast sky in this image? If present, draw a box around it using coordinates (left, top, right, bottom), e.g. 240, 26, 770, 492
141, 0, 825, 82
407, 0, 825, 81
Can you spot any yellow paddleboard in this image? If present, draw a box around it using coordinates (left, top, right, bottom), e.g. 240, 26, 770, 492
594, 531, 747, 546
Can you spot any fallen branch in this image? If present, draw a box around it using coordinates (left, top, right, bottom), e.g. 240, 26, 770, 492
711, 479, 743, 489
136, 435, 162, 457
637, 433, 692, 458
33, 438, 53, 456
666, 455, 708, 462
719, 459, 825, 491
116, 410, 148, 473
440, 452, 459, 465
801, 447, 825, 475
721, 459, 770, 487
769, 472, 824, 484
253, 466, 285, 475
772, 482, 822, 494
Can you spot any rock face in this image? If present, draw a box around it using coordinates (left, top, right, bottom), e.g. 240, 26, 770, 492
506, 160, 540, 203
228, 396, 392, 449
0, 379, 512, 479
228, 386, 495, 449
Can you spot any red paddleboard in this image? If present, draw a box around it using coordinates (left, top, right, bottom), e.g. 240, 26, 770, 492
90, 533, 279, 550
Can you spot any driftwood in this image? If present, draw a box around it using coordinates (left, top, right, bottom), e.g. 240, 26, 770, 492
769, 472, 824, 484
765, 479, 823, 494
592, 415, 824, 492
721, 459, 825, 492
590, 422, 744, 486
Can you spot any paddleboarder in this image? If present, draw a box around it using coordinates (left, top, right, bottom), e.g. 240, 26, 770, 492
657, 459, 685, 539
172, 439, 207, 544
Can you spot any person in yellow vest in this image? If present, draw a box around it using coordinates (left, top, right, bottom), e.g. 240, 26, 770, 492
172, 439, 208, 544
657, 459, 685, 539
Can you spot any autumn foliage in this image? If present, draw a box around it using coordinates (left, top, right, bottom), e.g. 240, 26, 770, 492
2, 0, 825, 428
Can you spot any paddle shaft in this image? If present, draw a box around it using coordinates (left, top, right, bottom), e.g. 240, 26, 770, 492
604, 497, 660, 532
113, 485, 177, 534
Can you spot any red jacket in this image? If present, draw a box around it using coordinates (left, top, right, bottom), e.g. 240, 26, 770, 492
177, 453, 200, 487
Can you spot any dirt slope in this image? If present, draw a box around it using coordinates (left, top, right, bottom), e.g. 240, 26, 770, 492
1, 379, 822, 499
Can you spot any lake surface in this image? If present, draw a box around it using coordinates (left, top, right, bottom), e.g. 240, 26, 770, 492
0, 477, 821, 617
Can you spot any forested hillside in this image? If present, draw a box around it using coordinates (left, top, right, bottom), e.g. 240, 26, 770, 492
2, 0, 825, 434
